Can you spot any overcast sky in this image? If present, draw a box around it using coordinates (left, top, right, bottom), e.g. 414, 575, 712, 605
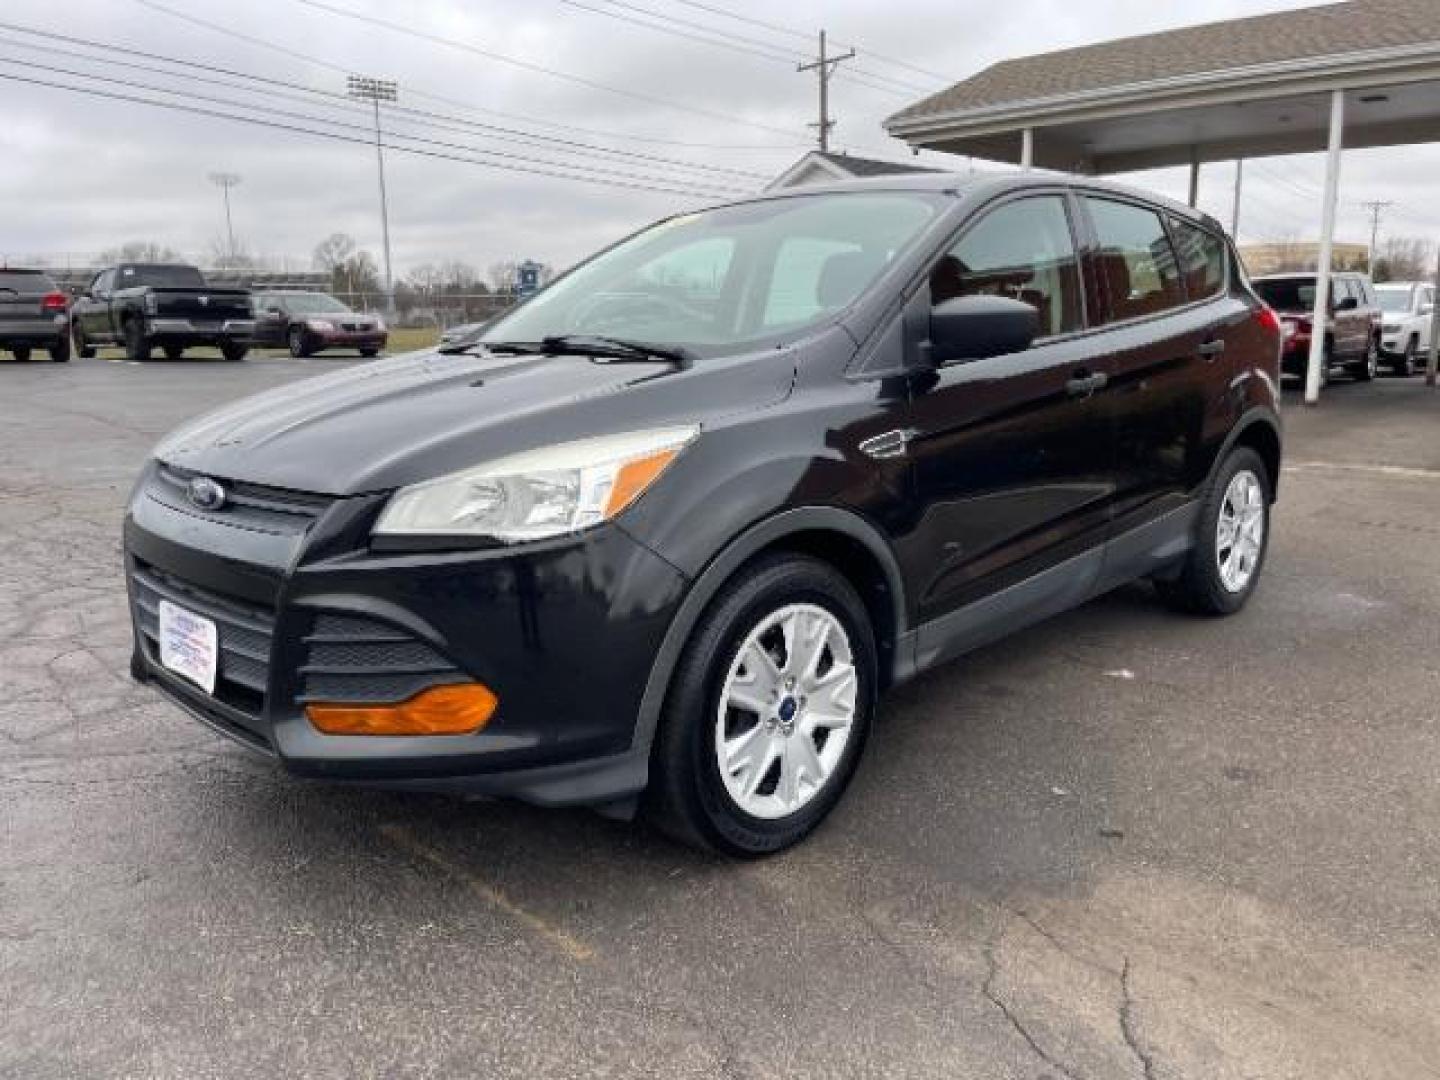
4, 0, 1440, 279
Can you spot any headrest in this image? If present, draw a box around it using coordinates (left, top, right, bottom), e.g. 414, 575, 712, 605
817, 250, 882, 309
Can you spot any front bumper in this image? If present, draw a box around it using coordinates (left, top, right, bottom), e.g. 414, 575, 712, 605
123, 462, 688, 805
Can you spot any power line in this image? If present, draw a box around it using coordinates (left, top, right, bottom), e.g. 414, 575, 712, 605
291, 0, 803, 140
0, 64, 746, 200
0, 22, 771, 183
665, 0, 955, 85
130, 0, 802, 152
557, 0, 931, 96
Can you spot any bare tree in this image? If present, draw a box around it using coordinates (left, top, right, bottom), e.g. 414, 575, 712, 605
1372, 236, 1435, 283
312, 233, 357, 274
99, 240, 181, 263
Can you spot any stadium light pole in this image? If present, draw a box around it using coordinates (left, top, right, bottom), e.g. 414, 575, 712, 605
347, 74, 397, 315
208, 171, 241, 264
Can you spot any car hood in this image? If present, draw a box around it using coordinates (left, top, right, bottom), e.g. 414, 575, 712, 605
154, 345, 797, 496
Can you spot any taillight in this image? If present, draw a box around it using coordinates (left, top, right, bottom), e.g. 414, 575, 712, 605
1256, 304, 1280, 334
41, 291, 68, 312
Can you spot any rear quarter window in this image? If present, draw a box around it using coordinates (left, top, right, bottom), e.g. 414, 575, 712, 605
1168, 216, 1226, 300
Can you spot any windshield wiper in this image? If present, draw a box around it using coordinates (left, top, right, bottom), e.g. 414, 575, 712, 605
438, 334, 694, 368
540, 334, 694, 369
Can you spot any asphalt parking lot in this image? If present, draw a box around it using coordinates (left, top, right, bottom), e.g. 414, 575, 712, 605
3, 354, 1439, 1079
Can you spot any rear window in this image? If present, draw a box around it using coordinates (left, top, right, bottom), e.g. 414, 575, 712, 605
119, 265, 206, 289
1168, 216, 1226, 300
0, 270, 56, 293
1254, 278, 1316, 311
1085, 197, 1185, 322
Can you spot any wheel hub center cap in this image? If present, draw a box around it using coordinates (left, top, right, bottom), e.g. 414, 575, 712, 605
777, 695, 799, 736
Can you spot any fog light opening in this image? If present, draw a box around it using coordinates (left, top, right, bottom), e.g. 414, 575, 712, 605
306, 682, 498, 736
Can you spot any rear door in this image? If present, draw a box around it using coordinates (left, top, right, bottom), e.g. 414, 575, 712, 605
0, 270, 50, 338
1078, 195, 1242, 536
901, 191, 1114, 643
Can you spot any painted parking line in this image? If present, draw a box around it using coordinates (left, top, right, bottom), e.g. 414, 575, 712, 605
378, 823, 596, 962
1285, 461, 1440, 481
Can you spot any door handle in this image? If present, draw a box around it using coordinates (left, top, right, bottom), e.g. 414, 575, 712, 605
1065, 370, 1109, 398
1197, 339, 1226, 360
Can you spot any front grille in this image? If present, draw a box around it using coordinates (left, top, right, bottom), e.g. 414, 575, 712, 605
298, 612, 464, 704
131, 560, 276, 721
147, 463, 331, 537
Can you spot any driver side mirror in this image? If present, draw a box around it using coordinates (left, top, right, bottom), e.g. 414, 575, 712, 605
1334, 295, 1359, 312
928, 295, 1040, 366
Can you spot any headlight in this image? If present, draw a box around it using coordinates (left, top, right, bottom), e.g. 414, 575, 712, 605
307, 319, 335, 331
373, 426, 699, 542
374, 317, 387, 331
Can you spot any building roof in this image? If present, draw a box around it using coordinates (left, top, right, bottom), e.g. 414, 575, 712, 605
767, 150, 941, 190
890, 0, 1440, 126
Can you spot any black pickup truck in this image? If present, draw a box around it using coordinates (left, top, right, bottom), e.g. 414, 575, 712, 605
71, 263, 254, 362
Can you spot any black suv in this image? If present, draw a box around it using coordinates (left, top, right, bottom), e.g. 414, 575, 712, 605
0, 267, 71, 362
125, 175, 1282, 855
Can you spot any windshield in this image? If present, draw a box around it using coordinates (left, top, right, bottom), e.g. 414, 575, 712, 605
1254, 278, 1317, 311
121, 264, 205, 289
270, 293, 351, 314
480, 191, 947, 355
1375, 287, 1413, 313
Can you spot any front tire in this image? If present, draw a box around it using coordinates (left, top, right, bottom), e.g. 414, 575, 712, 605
1395, 338, 1417, 377
645, 554, 876, 856
1156, 447, 1271, 616
72, 325, 94, 359
49, 337, 70, 363
12, 346, 31, 362
1350, 337, 1378, 381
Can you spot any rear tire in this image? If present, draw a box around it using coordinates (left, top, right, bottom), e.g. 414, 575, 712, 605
221, 342, 249, 363
288, 327, 311, 358
1156, 447, 1271, 616
12, 346, 31, 362
360, 347, 379, 358
644, 554, 876, 856
73, 325, 95, 359
164, 345, 185, 361
1350, 337, 1378, 381
49, 337, 69, 363
124, 319, 151, 362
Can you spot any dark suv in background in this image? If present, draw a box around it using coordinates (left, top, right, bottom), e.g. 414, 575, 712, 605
0, 268, 71, 362
126, 175, 1281, 855
1253, 271, 1381, 384
71, 263, 253, 362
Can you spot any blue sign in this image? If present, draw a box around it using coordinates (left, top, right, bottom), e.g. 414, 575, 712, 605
517, 260, 541, 295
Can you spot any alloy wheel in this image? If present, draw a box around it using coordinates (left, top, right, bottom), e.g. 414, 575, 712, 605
714, 603, 858, 820
1217, 469, 1265, 593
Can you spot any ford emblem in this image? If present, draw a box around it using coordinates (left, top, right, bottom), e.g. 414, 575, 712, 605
186, 477, 226, 511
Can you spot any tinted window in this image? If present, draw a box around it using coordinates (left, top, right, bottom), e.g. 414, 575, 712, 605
94, 270, 115, 295
482, 191, 944, 356
118, 265, 206, 289
1253, 278, 1316, 311
1086, 197, 1185, 322
1168, 216, 1226, 300
1376, 287, 1413, 313
931, 196, 1082, 338
273, 293, 351, 315
0, 270, 55, 293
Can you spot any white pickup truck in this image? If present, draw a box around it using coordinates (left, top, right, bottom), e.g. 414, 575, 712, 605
1375, 281, 1435, 376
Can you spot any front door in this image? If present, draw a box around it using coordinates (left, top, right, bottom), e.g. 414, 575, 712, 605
897, 193, 1114, 663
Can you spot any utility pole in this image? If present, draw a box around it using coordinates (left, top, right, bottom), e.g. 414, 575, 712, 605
797, 30, 855, 153
1361, 199, 1393, 273
208, 172, 241, 264
347, 74, 398, 315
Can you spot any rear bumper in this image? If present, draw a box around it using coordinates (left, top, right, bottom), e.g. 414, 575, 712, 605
122, 463, 688, 806
148, 318, 254, 341
0, 315, 69, 345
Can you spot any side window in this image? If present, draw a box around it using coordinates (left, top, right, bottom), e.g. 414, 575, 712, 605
930, 195, 1083, 338
1335, 277, 1356, 306
1085, 197, 1185, 322
1424, 287, 1435, 311
94, 270, 114, 296
1168, 216, 1226, 300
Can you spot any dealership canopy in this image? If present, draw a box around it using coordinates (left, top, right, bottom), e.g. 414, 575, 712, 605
884, 0, 1440, 402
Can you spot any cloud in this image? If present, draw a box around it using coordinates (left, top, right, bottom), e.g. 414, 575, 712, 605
3, 0, 1437, 279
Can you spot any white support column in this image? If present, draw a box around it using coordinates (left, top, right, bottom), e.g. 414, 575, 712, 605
1305, 90, 1346, 407
1427, 247, 1440, 388
1020, 127, 1034, 171
1231, 159, 1243, 238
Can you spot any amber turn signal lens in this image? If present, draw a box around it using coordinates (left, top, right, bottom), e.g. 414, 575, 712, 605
306, 683, 498, 736
604, 448, 680, 518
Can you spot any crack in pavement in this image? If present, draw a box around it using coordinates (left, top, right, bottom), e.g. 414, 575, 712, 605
1119, 956, 1159, 1080
981, 930, 1080, 1080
